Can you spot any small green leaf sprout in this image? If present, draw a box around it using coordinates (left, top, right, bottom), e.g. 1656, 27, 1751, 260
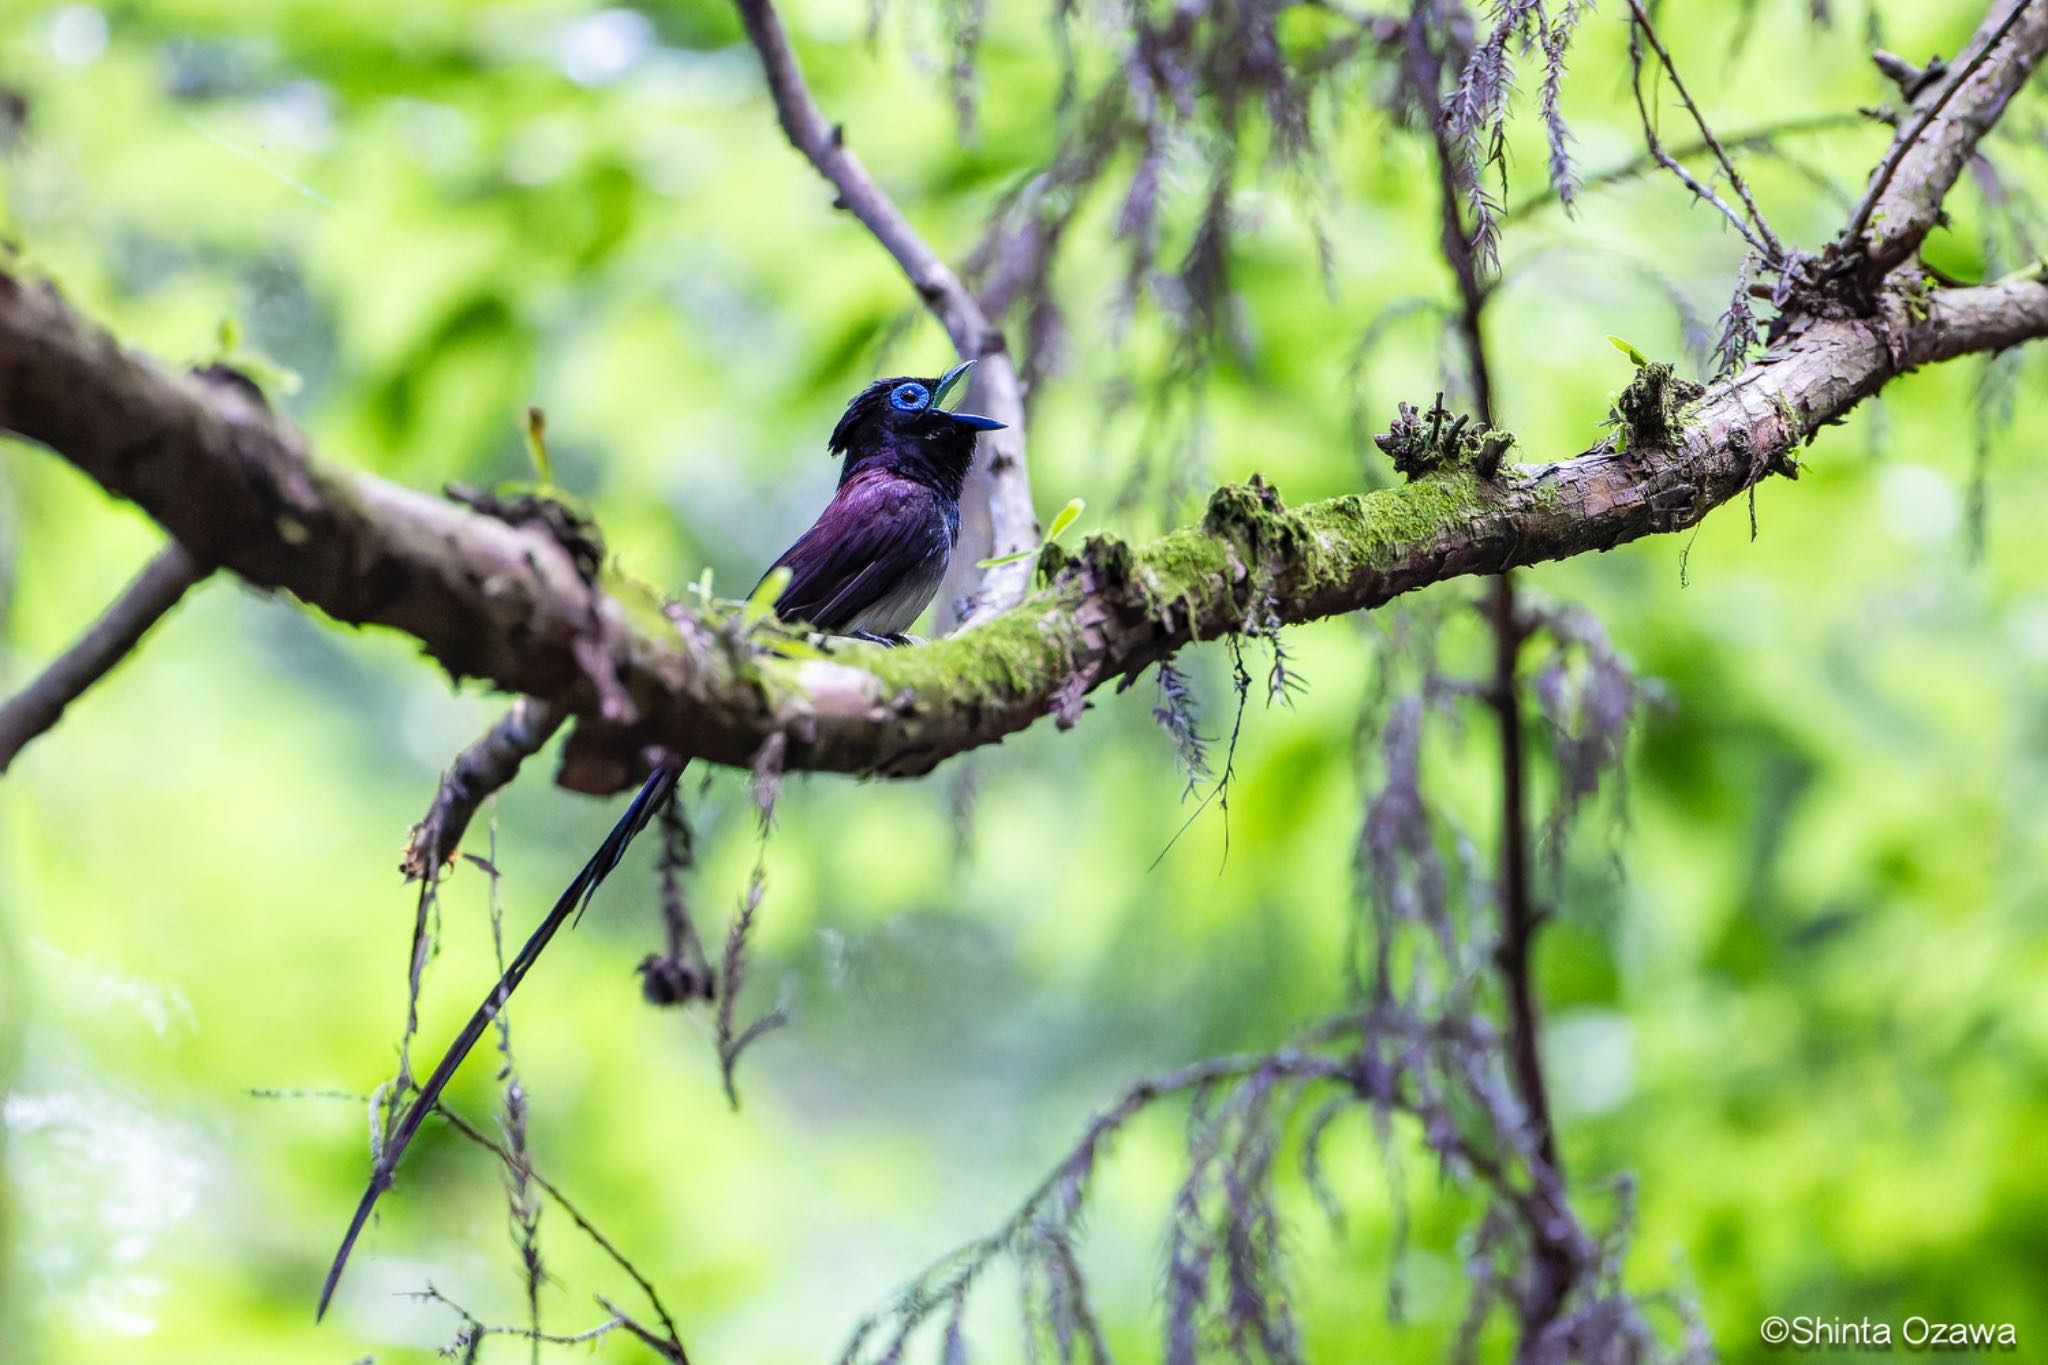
978, 496, 1086, 568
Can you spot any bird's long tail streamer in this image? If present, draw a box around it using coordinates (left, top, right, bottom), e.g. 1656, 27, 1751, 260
316, 762, 682, 1319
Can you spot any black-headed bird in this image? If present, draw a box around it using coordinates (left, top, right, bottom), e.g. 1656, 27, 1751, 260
317, 361, 1004, 1318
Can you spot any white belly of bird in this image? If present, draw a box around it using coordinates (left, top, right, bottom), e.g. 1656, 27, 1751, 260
846, 554, 947, 636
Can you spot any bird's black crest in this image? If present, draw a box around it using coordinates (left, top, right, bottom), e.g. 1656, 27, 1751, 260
828, 375, 926, 456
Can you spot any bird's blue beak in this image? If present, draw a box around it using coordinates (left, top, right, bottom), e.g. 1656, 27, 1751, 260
934, 359, 1007, 431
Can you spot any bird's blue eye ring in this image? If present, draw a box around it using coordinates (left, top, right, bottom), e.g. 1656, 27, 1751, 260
890, 382, 931, 412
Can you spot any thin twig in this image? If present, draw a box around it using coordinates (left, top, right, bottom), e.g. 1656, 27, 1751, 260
1147, 639, 1251, 870
1505, 111, 1872, 223
435, 1106, 693, 1364
715, 853, 787, 1109
1622, 26, 1785, 255
257, 1084, 691, 1360
413, 1283, 631, 1352
0, 541, 206, 773
387, 703, 564, 1123
1624, 0, 1782, 258
728, 0, 1038, 614
390, 860, 458, 1148
598, 1296, 694, 1364
731, 0, 983, 349
479, 827, 545, 1362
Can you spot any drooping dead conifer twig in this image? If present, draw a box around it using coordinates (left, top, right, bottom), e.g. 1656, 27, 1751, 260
389, 863, 448, 1144
841, 999, 1610, 1363
1146, 657, 1214, 798
839, 1044, 1350, 1363
1404, 12, 1574, 1329
1147, 637, 1252, 870
715, 749, 792, 1107
639, 793, 714, 1006
714, 860, 780, 1110
476, 831, 545, 1358
0, 541, 206, 773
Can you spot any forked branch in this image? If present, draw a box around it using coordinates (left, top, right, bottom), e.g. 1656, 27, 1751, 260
1849, 0, 2048, 272
1625, 0, 1783, 260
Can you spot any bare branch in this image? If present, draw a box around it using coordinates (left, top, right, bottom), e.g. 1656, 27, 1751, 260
401, 698, 565, 881
0, 541, 206, 773
4, 265, 2046, 783
1624, 5, 1778, 258
1624, 0, 1784, 259
1872, 49, 1948, 101
729, 0, 1039, 616
1849, 0, 2048, 274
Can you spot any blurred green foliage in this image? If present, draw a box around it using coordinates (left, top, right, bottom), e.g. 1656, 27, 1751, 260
1, 1, 2045, 1362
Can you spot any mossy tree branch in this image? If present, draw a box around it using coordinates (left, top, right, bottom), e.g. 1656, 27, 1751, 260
5, 262, 2044, 787
5, 0, 2042, 789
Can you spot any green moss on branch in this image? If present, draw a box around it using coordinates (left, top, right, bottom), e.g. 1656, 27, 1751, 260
774, 467, 1499, 773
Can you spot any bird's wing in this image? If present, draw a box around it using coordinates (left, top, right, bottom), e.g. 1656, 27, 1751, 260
761, 470, 952, 634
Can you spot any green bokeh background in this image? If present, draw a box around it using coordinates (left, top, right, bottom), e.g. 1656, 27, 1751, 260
2, 1, 2044, 1361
